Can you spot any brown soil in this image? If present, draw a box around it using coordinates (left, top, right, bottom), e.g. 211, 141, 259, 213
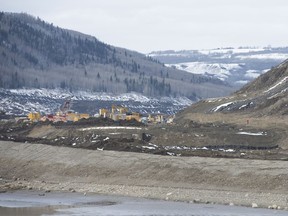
0, 115, 288, 160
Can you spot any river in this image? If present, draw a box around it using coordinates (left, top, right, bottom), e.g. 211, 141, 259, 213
0, 190, 287, 216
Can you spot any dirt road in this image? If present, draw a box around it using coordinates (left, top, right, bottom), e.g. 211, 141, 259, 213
1, 140, 288, 209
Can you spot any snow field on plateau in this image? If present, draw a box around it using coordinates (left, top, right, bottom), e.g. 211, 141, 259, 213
166, 62, 241, 81
152, 47, 288, 88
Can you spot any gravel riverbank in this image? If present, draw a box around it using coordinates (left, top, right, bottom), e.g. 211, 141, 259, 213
1, 141, 288, 210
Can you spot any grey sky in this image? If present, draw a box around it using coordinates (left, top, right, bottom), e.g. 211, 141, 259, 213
1, 0, 288, 53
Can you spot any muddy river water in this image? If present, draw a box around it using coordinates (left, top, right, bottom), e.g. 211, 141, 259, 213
0, 190, 287, 216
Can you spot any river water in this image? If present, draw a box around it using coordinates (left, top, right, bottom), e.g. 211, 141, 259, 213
0, 190, 287, 216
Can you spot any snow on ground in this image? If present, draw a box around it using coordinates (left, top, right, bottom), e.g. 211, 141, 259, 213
267, 87, 288, 99
0, 98, 57, 115
150, 47, 267, 57
236, 53, 288, 60
264, 76, 288, 93
166, 62, 241, 80
237, 132, 266, 136
198, 48, 266, 55
150, 47, 288, 89
103, 137, 110, 141
212, 102, 234, 112
164, 145, 235, 153
160, 96, 193, 106
3, 88, 193, 104
8, 88, 153, 102
9, 88, 71, 99
0, 88, 194, 116
148, 52, 190, 57
244, 70, 262, 79
235, 80, 249, 85
239, 102, 253, 110
142, 146, 156, 150
79, 126, 143, 131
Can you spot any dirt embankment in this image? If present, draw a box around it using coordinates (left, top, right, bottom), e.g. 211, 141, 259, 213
1, 141, 288, 210
1, 115, 288, 160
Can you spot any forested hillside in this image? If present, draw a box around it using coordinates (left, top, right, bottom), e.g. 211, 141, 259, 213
0, 12, 233, 99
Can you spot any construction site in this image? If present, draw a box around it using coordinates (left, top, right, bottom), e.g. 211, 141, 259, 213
25, 98, 175, 125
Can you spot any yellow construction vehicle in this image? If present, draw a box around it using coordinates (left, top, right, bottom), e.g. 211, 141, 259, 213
28, 112, 41, 122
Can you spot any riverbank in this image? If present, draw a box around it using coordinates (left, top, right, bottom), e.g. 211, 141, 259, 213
1, 190, 288, 216
1, 141, 288, 210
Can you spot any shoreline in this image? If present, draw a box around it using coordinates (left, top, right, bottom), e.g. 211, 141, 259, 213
1, 140, 288, 211
1, 190, 288, 216
2, 178, 288, 210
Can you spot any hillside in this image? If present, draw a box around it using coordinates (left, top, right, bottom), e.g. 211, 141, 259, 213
149, 47, 288, 88
161, 60, 288, 157
0, 12, 232, 99
0, 88, 193, 116
177, 59, 288, 118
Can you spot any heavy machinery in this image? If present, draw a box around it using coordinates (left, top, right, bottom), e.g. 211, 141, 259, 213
59, 97, 72, 114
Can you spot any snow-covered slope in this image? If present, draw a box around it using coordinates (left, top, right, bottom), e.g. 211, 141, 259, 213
0, 88, 194, 116
167, 62, 241, 81
150, 47, 288, 87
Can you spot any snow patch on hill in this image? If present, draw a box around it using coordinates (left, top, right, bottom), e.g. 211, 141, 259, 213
245, 70, 262, 79
0, 88, 194, 116
236, 53, 288, 60
198, 48, 266, 55
212, 102, 234, 112
8, 88, 153, 102
166, 62, 241, 81
264, 76, 288, 93
150, 47, 288, 87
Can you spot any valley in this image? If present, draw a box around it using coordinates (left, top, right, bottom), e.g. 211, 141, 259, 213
1, 56, 287, 161
0, 109, 287, 161
0, 88, 193, 116
0, 10, 288, 213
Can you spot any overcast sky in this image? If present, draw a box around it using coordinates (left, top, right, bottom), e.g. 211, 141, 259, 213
2, 0, 288, 53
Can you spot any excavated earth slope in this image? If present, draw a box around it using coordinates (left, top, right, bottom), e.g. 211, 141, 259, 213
1, 141, 288, 209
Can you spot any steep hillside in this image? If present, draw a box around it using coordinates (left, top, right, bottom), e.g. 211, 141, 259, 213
0, 12, 232, 99
237, 60, 288, 95
177, 59, 288, 117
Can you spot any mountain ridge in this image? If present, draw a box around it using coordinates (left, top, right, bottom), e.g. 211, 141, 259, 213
0, 12, 232, 99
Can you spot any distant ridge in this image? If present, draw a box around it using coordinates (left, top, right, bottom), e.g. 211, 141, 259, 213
149, 47, 288, 88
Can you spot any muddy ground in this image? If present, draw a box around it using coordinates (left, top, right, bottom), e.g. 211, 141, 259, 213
0, 115, 287, 160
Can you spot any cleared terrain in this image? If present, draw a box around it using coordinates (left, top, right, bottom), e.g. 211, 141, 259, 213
1, 141, 288, 210
1, 115, 287, 160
